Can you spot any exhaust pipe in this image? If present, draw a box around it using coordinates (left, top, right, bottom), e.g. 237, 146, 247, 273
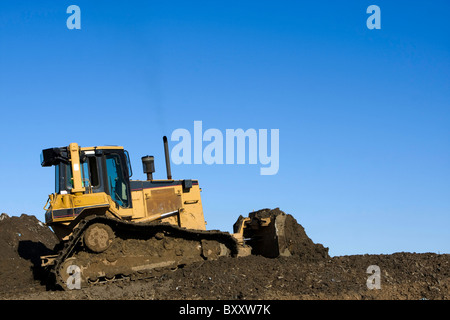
163, 136, 172, 180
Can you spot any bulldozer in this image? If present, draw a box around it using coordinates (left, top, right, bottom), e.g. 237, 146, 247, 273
40, 137, 290, 289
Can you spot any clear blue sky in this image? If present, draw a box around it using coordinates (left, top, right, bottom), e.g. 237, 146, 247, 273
0, 1, 449, 256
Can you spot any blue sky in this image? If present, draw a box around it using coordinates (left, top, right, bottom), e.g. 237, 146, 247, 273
0, 1, 449, 256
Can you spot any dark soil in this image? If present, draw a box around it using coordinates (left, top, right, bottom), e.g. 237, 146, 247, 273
0, 210, 448, 300
0, 213, 58, 294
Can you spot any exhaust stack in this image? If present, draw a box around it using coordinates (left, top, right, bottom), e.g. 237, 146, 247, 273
163, 136, 172, 180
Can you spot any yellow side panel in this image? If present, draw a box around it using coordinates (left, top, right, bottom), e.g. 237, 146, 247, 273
72, 193, 109, 208
52, 192, 109, 212
51, 194, 74, 211
178, 185, 206, 230
131, 190, 145, 218
128, 183, 206, 231
144, 186, 182, 215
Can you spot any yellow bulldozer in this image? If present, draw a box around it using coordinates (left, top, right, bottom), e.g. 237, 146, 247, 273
40, 137, 291, 289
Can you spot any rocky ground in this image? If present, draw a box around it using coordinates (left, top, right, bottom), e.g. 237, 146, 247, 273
0, 211, 448, 300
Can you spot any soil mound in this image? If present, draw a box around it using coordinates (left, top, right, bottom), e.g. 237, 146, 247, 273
0, 213, 58, 294
248, 208, 329, 261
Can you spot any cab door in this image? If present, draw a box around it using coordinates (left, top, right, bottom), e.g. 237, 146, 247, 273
104, 152, 132, 209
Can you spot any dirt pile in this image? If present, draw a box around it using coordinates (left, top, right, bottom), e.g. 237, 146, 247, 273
0, 210, 448, 300
0, 213, 58, 293
248, 208, 329, 261
141, 252, 449, 300
4, 252, 449, 300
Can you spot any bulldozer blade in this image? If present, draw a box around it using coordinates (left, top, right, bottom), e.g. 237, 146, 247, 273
234, 211, 292, 258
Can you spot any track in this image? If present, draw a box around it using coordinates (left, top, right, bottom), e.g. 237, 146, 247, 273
48, 215, 240, 290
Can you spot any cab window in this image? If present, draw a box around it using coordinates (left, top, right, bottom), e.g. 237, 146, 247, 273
55, 163, 73, 193
81, 156, 100, 189
105, 154, 130, 208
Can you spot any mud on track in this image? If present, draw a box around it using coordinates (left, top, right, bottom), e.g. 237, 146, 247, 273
0, 210, 448, 300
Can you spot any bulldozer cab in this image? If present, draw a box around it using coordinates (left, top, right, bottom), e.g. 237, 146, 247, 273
41, 143, 136, 239
42, 144, 132, 208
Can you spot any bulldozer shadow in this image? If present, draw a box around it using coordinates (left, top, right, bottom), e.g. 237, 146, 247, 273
17, 240, 57, 287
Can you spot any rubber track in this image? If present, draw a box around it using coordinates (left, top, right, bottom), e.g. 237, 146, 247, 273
49, 215, 239, 290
